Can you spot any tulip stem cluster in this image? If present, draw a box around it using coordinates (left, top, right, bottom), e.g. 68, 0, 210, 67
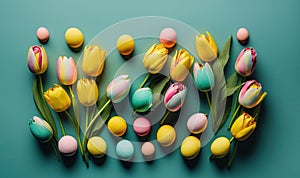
86, 107, 89, 130
50, 139, 60, 161
64, 110, 89, 166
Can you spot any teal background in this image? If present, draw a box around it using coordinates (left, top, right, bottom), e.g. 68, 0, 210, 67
0, 0, 299, 177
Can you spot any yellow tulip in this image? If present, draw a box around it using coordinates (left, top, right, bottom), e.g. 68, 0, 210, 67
170, 49, 194, 82
230, 112, 256, 141
77, 78, 98, 106
44, 84, 71, 112
143, 44, 168, 74
195, 31, 218, 62
82, 45, 106, 77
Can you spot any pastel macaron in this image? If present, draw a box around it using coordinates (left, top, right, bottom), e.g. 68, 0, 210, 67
236, 27, 249, 44
133, 117, 151, 136
58, 135, 78, 156
141, 142, 155, 159
210, 137, 230, 158
108, 116, 127, 136
87, 136, 107, 158
116, 34, 135, 55
159, 28, 177, 48
156, 125, 176, 147
180, 136, 201, 160
36, 27, 50, 43
187, 113, 208, 134
65, 27, 84, 50
116, 140, 134, 161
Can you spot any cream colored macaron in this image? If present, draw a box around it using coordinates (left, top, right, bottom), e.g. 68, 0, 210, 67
116, 34, 134, 55
87, 136, 107, 158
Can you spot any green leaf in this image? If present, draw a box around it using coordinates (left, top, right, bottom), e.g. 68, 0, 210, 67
218, 35, 232, 69
226, 84, 242, 97
149, 76, 170, 110
218, 96, 233, 130
35, 76, 58, 140
32, 78, 47, 120
226, 72, 238, 88
88, 94, 112, 137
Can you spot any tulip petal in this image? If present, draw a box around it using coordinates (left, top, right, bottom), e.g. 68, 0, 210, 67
235, 123, 256, 141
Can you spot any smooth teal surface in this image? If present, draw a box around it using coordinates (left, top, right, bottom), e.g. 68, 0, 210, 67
1, 0, 299, 177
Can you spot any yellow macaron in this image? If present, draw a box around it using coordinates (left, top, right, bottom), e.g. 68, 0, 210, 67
156, 125, 176, 147
180, 136, 201, 160
107, 116, 127, 136
116, 34, 134, 55
65, 27, 84, 49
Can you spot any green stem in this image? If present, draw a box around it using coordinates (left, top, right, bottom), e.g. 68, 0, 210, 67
57, 114, 66, 136
139, 73, 151, 88
205, 91, 215, 128
228, 105, 241, 130
86, 107, 89, 130
160, 110, 170, 125
88, 100, 111, 131
64, 111, 89, 167
50, 139, 60, 161
229, 137, 235, 143
228, 140, 238, 169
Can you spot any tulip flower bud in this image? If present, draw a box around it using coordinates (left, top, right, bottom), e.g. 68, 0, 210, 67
235, 47, 257, 76
230, 112, 256, 141
131, 88, 153, 112
164, 82, 187, 112
210, 137, 230, 158
27, 45, 48, 74
193, 62, 215, 91
107, 74, 131, 103
239, 80, 267, 108
57, 56, 78, 85
29, 116, 53, 142
77, 78, 98, 106
170, 49, 194, 82
44, 84, 71, 112
82, 45, 106, 77
195, 31, 218, 62
143, 44, 168, 74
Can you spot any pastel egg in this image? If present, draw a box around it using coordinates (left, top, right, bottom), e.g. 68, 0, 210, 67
180, 136, 201, 160
116, 34, 134, 55
187, 113, 208, 134
156, 125, 176, 147
36, 27, 50, 43
236, 27, 249, 44
87, 136, 107, 158
58, 135, 78, 156
133, 117, 151, 136
108, 116, 127, 136
210, 137, 230, 158
116, 140, 134, 161
159, 28, 177, 48
141, 142, 155, 159
65, 27, 84, 49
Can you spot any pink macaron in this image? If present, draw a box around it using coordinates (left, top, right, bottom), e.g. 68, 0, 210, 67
236, 27, 249, 44
159, 28, 177, 48
58, 135, 78, 156
141, 142, 155, 159
187, 113, 208, 134
36, 27, 50, 43
133, 117, 151, 136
